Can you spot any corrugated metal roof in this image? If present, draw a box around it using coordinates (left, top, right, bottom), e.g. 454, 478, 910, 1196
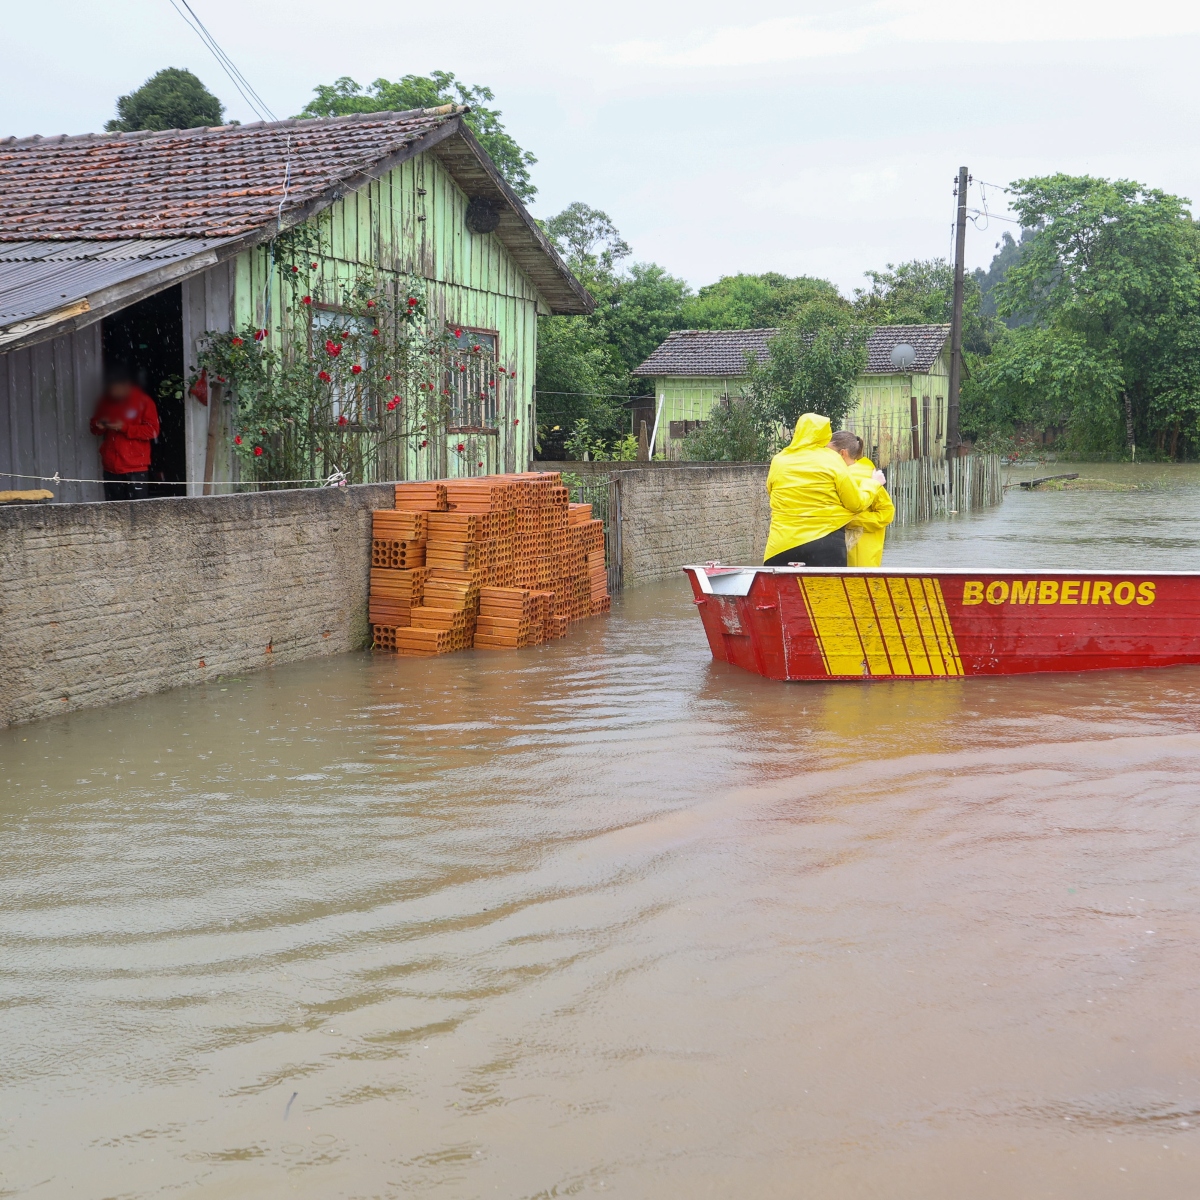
633, 324, 951, 377
0, 237, 232, 341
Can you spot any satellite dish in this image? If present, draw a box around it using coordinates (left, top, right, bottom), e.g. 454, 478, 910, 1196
890, 343, 916, 371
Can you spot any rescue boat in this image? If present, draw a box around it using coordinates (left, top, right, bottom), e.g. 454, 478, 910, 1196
684, 565, 1195, 680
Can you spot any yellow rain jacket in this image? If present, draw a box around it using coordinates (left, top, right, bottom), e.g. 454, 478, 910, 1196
763, 413, 873, 562
845, 457, 895, 567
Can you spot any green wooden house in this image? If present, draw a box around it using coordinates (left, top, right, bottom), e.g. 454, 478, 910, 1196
0, 107, 591, 502
632, 324, 951, 466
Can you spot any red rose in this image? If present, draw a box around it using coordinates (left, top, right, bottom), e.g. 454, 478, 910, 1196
216, 376, 227, 383
454, 328, 462, 337
325, 339, 338, 354
367, 299, 376, 308
456, 442, 465, 452
318, 370, 331, 382
231, 336, 244, 347
234, 435, 242, 444
384, 374, 391, 381
351, 364, 363, 375
255, 329, 267, 341
301, 295, 312, 305
458, 364, 466, 373
407, 297, 418, 307
253, 445, 263, 456
371, 328, 380, 337
472, 344, 480, 352
310, 262, 318, 268
488, 381, 495, 388
477, 461, 483, 467
337, 414, 348, 426
340, 331, 349, 340
513, 419, 519, 426
291, 265, 299, 273
442, 389, 450, 396
386, 398, 399, 411
420, 439, 428, 448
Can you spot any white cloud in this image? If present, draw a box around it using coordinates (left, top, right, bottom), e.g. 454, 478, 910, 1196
610, 0, 1200, 69
614, 18, 870, 67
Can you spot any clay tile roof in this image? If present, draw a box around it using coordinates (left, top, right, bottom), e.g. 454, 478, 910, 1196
0, 108, 463, 241
863, 324, 950, 373
631, 329, 775, 377
633, 323, 950, 377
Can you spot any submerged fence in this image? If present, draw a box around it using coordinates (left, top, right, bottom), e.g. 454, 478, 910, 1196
887, 453, 1004, 527
565, 473, 622, 595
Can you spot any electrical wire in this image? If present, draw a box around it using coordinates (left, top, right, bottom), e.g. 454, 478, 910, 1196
536, 391, 651, 399
166, 0, 276, 122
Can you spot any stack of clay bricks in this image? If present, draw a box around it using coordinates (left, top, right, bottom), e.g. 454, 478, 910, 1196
370, 472, 610, 657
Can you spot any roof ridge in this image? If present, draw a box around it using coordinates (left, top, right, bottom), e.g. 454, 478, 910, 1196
0, 105, 468, 148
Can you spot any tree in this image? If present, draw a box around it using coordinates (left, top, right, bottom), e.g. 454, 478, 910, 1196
682, 273, 844, 329
973, 230, 1036, 327
536, 204, 690, 456
681, 395, 781, 462
297, 72, 537, 200
106, 68, 224, 132
854, 258, 996, 356
988, 174, 1200, 455
745, 300, 870, 430
543, 202, 630, 272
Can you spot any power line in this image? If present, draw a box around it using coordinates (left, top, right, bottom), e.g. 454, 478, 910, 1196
166, 0, 276, 122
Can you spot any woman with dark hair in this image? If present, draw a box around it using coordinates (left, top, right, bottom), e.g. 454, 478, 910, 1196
762, 414, 884, 567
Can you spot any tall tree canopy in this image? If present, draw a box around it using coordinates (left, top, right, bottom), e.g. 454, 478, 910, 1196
297, 72, 537, 201
682, 273, 843, 330
970, 174, 1200, 455
745, 300, 870, 432
854, 258, 995, 355
106, 68, 224, 132
535, 205, 690, 454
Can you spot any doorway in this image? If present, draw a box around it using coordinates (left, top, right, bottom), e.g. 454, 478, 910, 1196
101, 286, 185, 495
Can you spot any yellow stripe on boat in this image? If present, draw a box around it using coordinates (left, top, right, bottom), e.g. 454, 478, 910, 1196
799, 576, 964, 677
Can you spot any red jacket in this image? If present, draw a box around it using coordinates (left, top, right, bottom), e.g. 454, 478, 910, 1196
90, 386, 160, 474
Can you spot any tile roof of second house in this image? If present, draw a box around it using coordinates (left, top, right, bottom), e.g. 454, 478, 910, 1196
631, 329, 776, 376
633, 324, 951, 376
0, 108, 463, 241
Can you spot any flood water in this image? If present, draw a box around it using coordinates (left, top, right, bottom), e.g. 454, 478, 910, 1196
5, 464, 1200, 1198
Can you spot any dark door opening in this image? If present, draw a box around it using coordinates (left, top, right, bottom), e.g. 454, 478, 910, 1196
101, 286, 186, 495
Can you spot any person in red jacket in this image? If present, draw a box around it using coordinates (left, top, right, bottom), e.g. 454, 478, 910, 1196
90, 376, 160, 501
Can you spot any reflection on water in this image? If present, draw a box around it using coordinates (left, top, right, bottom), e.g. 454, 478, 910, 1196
4, 466, 1200, 1198
889, 461, 1200, 570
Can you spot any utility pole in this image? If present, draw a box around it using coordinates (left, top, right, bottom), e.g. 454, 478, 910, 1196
946, 165, 969, 458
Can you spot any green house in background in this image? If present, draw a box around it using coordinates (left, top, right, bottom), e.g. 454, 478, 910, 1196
632, 324, 951, 466
0, 107, 590, 501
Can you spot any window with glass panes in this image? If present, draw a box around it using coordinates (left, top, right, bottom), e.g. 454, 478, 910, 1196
447, 328, 498, 433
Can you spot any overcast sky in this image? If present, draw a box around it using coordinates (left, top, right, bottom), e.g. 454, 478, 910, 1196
6, 0, 1200, 295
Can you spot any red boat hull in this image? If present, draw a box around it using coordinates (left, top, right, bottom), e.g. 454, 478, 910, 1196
684, 566, 1200, 681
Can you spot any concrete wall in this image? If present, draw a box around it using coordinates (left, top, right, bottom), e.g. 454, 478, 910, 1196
1, 465, 768, 726
614, 464, 770, 587
0, 484, 390, 727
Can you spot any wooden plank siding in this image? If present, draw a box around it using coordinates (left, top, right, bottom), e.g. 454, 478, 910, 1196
0, 324, 104, 502
219, 152, 542, 485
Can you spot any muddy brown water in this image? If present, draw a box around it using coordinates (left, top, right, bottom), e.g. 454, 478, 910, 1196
5, 464, 1200, 1198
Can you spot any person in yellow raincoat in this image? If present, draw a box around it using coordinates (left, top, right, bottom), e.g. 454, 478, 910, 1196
829, 431, 895, 567
763, 413, 885, 567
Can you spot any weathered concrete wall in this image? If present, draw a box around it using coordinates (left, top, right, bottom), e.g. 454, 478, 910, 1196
1, 466, 769, 726
0, 484, 391, 727
614, 465, 770, 587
